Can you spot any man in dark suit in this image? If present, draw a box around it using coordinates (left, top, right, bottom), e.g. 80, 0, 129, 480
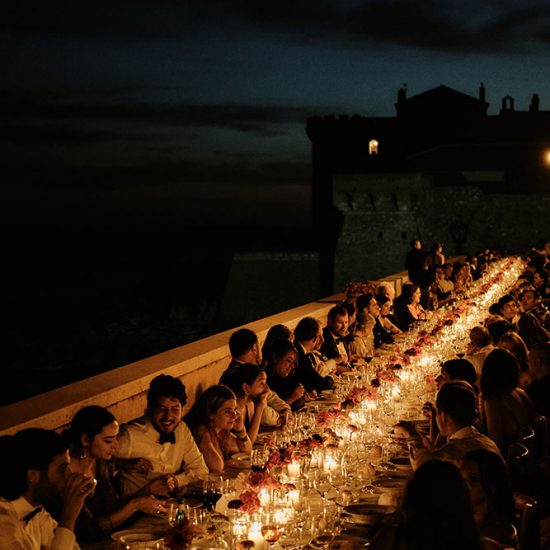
294, 317, 335, 393
320, 305, 349, 361
405, 239, 425, 286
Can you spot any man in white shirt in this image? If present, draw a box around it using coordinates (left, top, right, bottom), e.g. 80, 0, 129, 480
116, 374, 209, 498
0, 428, 95, 549
412, 381, 502, 468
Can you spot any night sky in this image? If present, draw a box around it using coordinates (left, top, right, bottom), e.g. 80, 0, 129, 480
2, 2, 550, 403
3, 1, 550, 227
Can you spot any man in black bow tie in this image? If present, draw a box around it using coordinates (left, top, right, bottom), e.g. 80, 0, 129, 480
116, 375, 208, 498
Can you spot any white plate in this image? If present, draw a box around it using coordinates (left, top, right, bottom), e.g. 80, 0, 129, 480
343, 503, 396, 525
111, 530, 164, 543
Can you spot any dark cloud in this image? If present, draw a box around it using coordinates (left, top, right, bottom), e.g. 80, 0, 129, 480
0, 92, 328, 137
2, 123, 146, 146
4, 1, 550, 53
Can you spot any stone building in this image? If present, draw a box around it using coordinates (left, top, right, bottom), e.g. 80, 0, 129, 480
306, 84, 550, 293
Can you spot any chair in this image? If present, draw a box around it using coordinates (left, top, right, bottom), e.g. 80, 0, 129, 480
507, 443, 533, 494
513, 492, 540, 550
532, 415, 550, 461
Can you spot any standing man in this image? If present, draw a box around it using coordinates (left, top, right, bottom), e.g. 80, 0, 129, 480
405, 239, 425, 286
116, 374, 209, 498
0, 428, 95, 549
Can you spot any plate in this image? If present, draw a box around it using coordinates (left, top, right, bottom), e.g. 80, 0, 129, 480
111, 529, 165, 543
342, 503, 396, 525
225, 458, 251, 470
372, 477, 406, 493
328, 534, 369, 549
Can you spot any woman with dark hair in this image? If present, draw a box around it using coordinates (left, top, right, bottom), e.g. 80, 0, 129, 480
65, 405, 166, 544
224, 363, 269, 445
480, 349, 536, 454
498, 331, 531, 386
260, 324, 293, 366
376, 294, 402, 337
460, 449, 516, 546
264, 339, 306, 410
369, 460, 484, 550
394, 284, 427, 331
184, 385, 251, 473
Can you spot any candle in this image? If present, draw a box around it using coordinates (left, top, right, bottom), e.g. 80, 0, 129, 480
287, 461, 301, 479
259, 488, 271, 507
323, 455, 338, 473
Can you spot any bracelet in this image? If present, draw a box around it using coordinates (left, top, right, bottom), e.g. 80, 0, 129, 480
235, 429, 247, 436
237, 434, 249, 442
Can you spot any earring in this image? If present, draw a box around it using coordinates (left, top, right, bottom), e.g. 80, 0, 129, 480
79, 446, 87, 460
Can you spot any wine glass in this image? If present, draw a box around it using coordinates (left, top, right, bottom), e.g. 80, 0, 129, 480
202, 475, 223, 512
261, 522, 284, 547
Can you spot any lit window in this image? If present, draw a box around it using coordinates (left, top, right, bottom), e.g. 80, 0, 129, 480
544, 149, 550, 167
369, 139, 379, 155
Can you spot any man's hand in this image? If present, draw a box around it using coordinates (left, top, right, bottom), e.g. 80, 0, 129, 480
58, 473, 96, 530
147, 475, 177, 497
117, 457, 153, 474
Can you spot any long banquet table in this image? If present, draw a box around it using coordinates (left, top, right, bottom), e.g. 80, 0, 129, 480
103, 257, 525, 549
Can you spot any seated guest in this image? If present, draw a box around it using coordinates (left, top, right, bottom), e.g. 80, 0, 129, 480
465, 326, 495, 377
260, 324, 293, 365
264, 340, 307, 410
184, 385, 251, 473
520, 288, 550, 331
65, 406, 166, 543
0, 428, 95, 549
517, 292, 550, 349
293, 317, 335, 393
437, 359, 478, 390
533, 269, 550, 301
357, 292, 392, 348
394, 283, 427, 332
434, 264, 454, 303
116, 375, 209, 498
376, 281, 396, 303
412, 381, 502, 466
486, 318, 513, 347
451, 261, 471, 294
481, 349, 536, 455
370, 459, 485, 550
526, 342, 550, 423
320, 305, 351, 371
220, 327, 291, 428
219, 328, 261, 384
224, 363, 272, 445
346, 312, 376, 359
376, 295, 402, 337
460, 450, 516, 547
497, 294, 519, 327
498, 331, 531, 386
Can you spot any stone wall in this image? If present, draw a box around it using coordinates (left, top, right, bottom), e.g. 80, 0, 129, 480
333, 173, 550, 290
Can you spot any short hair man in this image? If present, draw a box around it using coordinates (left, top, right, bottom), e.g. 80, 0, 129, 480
294, 317, 335, 393
0, 428, 94, 549
219, 328, 291, 427
527, 342, 550, 422
320, 306, 349, 364
464, 326, 494, 376
412, 381, 501, 467
116, 374, 209, 498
